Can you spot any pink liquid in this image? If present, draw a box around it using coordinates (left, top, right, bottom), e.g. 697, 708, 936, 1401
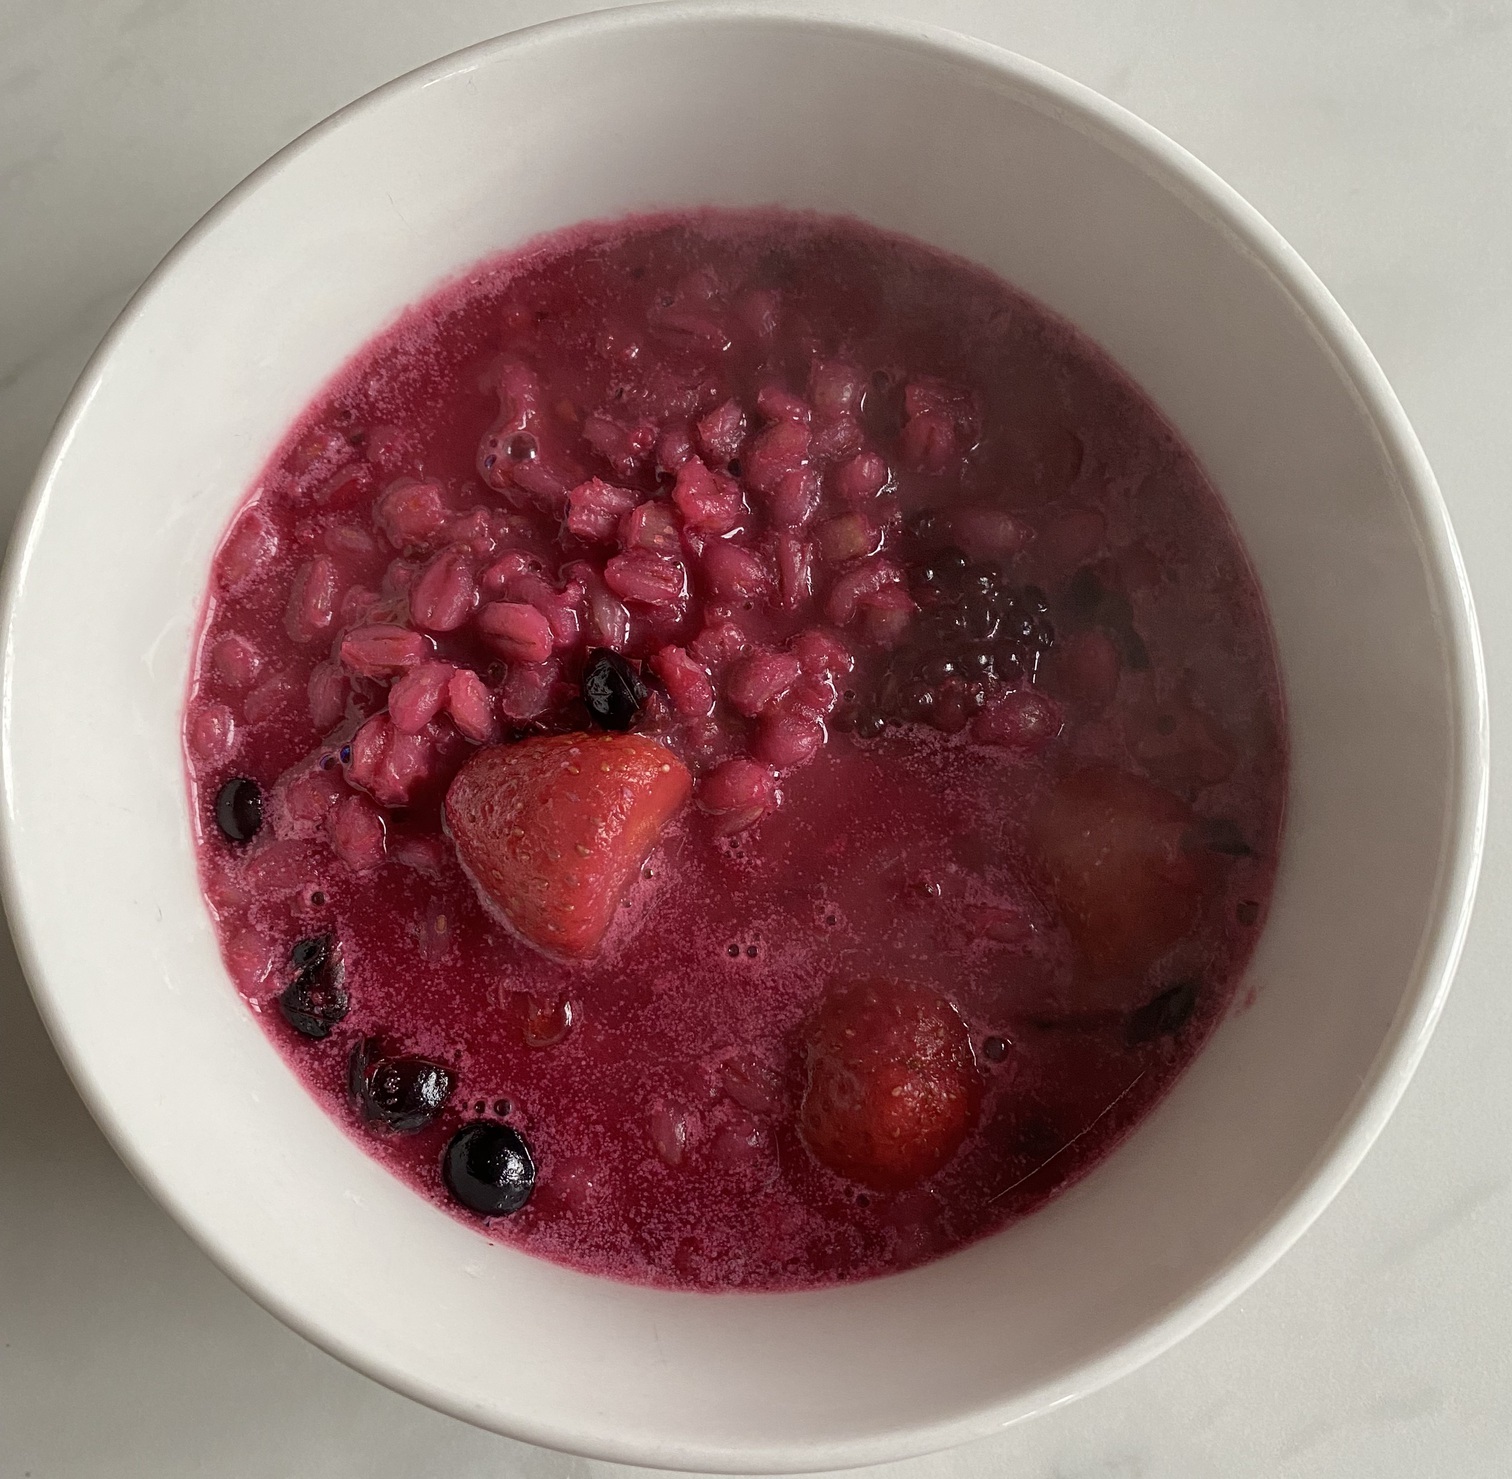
185, 210, 1285, 1290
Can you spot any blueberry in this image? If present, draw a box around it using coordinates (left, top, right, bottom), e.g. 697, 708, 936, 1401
213, 777, 262, 843
289, 933, 333, 971
443, 1120, 536, 1215
582, 648, 647, 731
981, 1035, 1009, 1063
1126, 980, 1200, 1045
278, 940, 347, 1040
279, 975, 348, 1039
350, 1038, 454, 1132
854, 711, 887, 739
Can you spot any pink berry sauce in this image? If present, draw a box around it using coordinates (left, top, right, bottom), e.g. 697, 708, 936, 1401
185, 210, 1286, 1290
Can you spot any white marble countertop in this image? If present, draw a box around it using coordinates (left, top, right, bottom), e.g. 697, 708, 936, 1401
2, 1, 1510, 1475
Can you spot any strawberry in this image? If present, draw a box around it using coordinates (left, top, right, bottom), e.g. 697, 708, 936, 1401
798, 980, 979, 1192
1027, 765, 1206, 980
445, 732, 691, 960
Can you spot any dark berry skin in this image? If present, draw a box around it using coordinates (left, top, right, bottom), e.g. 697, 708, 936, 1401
443, 1121, 536, 1214
581, 648, 647, 731
278, 936, 347, 1039
1126, 980, 1200, 1045
213, 776, 262, 842
350, 1038, 455, 1131
1186, 817, 1252, 856
1062, 565, 1149, 669
290, 933, 333, 971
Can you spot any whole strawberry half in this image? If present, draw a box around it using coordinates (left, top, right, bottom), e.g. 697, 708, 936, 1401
1027, 764, 1206, 980
445, 732, 692, 960
798, 979, 979, 1192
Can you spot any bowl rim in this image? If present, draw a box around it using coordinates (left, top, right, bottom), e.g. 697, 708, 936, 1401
0, 2, 1489, 1470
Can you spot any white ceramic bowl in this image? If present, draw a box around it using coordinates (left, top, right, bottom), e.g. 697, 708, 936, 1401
0, 4, 1487, 1472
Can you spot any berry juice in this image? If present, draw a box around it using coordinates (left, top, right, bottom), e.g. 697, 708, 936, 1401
184, 210, 1286, 1290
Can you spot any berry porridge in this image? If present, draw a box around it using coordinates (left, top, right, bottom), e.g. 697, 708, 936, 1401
185, 210, 1286, 1290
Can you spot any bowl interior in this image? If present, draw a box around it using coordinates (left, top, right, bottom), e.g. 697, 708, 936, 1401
0, 7, 1482, 1472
